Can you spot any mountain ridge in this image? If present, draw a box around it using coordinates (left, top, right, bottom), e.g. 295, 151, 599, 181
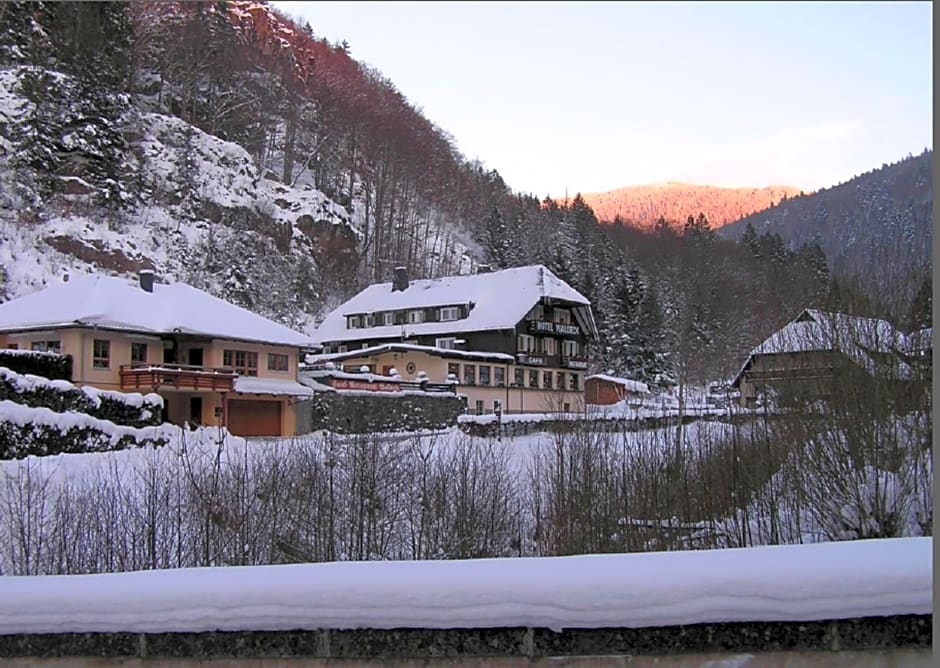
575, 182, 805, 229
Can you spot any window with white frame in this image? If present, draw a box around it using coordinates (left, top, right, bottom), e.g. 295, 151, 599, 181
408, 310, 425, 324
31, 340, 62, 354
439, 306, 460, 321
542, 337, 557, 356
562, 339, 579, 356
363, 314, 374, 327
383, 312, 395, 326
435, 337, 457, 349
517, 334, 536, 352
348, 315, 362, 329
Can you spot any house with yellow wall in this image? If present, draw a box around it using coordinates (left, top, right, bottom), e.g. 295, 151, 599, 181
310, 265, 597, 414
0, 271, 314, 436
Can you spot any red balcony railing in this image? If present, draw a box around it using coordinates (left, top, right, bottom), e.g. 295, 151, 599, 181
119, 363, 237, 392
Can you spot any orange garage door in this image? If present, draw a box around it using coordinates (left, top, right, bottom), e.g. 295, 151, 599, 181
227, 399, 281, 437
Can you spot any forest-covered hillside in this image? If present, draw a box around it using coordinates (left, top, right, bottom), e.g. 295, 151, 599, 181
718, 150, 932, 311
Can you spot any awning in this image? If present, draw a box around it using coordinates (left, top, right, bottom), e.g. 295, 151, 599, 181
234, 377, 315, 397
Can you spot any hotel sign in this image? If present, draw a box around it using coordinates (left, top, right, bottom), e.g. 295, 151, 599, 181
330, 378, 401, 392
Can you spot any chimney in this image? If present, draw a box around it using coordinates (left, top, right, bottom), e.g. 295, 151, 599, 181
392, 266, 409, 292
477, 264, 492, 274
139, 269, 155, 293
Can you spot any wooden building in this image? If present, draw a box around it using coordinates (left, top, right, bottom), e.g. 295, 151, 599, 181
585, 374, 650, 405
733, 309, 915, 408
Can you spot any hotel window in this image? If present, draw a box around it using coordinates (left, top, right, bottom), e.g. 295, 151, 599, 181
436, 337, 457, 349
556, 371, 565, 390
494, 367, 505, 386
439, 306, 460, 321
408, 310, 425, 324
479, 365, 491, 386
363, 314, 374, 327
348, 315, 362, 329
383, 312, 395, 326
556, 310, 571, 324
131, 342, 147, 364
337, 345, 348, 353
542, 338, 557, 356
569, 373, 579, 390
268, 353, 289, 372
517, 334, 536, 352
543, 371, 553, 389
529, 369, 539, 388
562, 339, 579, 356
93, 339, 110, 369
223, 349, 258, 376
513, 368, 524, 387
447, 362, 460, 379
463, 364, 476, 385
31, 340, 61, 354
475, 399, 485, 415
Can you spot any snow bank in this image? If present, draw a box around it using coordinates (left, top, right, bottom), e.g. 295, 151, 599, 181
0, 400, 178, 459
0, 537, 928, 634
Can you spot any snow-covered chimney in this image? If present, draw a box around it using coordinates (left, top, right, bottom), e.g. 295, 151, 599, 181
139, 270, 155, 293
392, 266, 409, 292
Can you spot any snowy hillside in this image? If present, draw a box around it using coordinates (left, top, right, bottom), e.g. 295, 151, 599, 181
0, 63, 477, 332
0, 67, 355, 331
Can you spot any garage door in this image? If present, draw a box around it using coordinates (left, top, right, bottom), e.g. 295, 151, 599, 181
228, 399, 281, 437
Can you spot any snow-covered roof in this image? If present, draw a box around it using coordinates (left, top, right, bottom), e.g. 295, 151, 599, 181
0, 275, 314, 348
734, 308, 912, 384
586, 374, 650, 394
0, 537, 928, 634
313, 265, 597, 344
234, 377, 314, 397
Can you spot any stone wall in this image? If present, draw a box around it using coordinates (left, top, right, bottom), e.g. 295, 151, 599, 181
0, 615, 930, 663
306, 390, 467, 434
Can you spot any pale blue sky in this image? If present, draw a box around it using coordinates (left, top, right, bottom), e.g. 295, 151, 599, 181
272, 1, 932, 197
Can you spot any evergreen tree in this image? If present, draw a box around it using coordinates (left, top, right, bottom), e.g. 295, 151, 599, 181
906, 276, 932, 331
481, 205, 511, 269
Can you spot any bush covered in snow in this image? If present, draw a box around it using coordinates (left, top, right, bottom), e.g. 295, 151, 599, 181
0, 366, 162, 428
0, 349, 72, 380
0, 400, 175, 460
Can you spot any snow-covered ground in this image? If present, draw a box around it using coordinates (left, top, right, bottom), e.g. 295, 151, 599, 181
0, 537, 929, 634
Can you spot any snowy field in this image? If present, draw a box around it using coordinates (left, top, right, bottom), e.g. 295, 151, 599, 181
0, 537, 929, 634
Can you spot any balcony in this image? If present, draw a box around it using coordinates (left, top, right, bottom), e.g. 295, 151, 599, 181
561, 355, 589, 370
120, 363, 237, 392
526, 320, 581, 338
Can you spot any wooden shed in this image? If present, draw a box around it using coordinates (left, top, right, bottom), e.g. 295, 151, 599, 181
585, 374, 650, 405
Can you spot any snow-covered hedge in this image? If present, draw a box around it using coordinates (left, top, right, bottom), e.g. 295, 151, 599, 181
0, 366, 162, 428
0, 400, 176, 460
0, 349, 72, 380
